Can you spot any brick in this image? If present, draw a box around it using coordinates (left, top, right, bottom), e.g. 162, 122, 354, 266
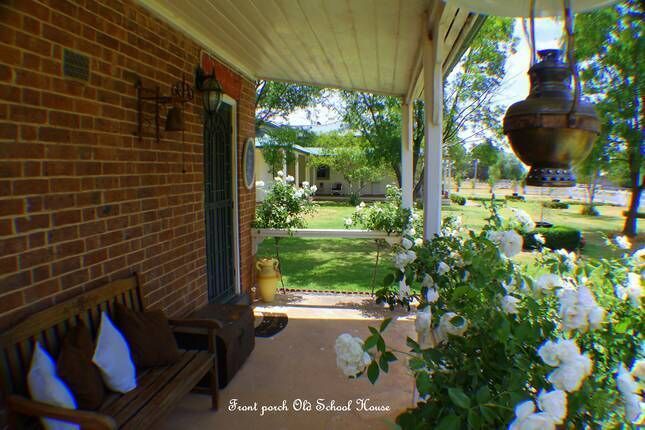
0, 256, 18, 275
24, 280, 59, 303
0, 291, 23, 314
9, 105, 47, 124
0, 198, 23, 216
0, 271, 31, 294
13, 179, 49, 195
39, 127, 71, 143
0, 84, 20, 101
52, 256, 81, 276
15, 214, 49, 233
19, 247, 51, 269
52, 209, 81, 226
47, 225, 78, 244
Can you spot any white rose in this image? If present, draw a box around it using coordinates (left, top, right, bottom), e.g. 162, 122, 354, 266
302, 181, 309, 187
517, 413, 556, 430
344, 218, 353, 226
285, 175, 295, 183
534, 233, 546, 245
501, 295, 520, 314
626, 273, 643, 307
617, 364, 639, 395
615, 235, 631, 250
631, 359, 645, 381
535, 274, 563, 295
422, 274, 434, 288
310, 185, 317, 193
538, 340, 561, 367
537, 390, 567, 424
414, 238, 423, 247
439, 312, 468, 338
437, 261, 450, 276
401, 237, 413, 250
632, 248, 645, 265
623, 392, 642, 423
512, 208, 536, 232
548, 354, 592, 392
414, 307, 432, 335
425, 288, 439, 304
587, 305, 605, 329
277, 170, 284, 177
335, 334, 371, 377
398, 279, 411, 299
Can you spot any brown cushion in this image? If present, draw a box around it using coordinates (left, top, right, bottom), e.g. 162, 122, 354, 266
113, 303, 181, 368
56, 322, 105, 410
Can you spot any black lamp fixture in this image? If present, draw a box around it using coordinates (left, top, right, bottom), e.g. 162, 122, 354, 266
195, 65, 223, 116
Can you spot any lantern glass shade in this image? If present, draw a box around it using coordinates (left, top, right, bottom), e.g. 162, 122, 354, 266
202, 75, 223, 115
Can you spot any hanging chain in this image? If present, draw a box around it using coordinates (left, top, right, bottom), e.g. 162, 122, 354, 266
529, 0, 537, 66
564, 0, 581, 126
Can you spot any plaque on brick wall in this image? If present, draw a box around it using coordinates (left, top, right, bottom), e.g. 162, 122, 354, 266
63, 49, 89, 81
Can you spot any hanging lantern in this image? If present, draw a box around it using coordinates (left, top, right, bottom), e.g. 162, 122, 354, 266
502, 0, 600, 187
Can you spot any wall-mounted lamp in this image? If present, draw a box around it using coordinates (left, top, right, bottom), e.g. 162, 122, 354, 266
134, 76, 194, 144
195, 66, 223, 116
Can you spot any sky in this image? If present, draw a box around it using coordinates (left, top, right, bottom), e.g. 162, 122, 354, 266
281, 18, 564, 134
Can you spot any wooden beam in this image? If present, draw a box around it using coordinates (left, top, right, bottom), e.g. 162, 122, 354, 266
401, 99, 414, 209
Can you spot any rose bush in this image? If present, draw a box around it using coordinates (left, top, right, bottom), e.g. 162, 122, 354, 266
335, 204, 643, 429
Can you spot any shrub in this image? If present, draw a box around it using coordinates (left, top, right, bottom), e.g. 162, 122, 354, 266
467, 195, 505, 203
449, 194, 466, 206
505, 194, 525, 201
542, 200, 569, 209
523, 225, 583, 251
580, 204, 600, 216
349, 185, 411, 234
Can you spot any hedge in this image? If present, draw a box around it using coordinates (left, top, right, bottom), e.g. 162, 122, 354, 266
450, 194, 467, 206
505, 194, 525, 201
523, 226, 583, 251
542, 200, 570, 209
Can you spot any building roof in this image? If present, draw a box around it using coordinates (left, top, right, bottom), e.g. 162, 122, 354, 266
255, 140, 325, 156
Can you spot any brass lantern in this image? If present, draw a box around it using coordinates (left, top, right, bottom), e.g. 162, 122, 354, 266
503, 49, 600, 186
502, 1, 601, 187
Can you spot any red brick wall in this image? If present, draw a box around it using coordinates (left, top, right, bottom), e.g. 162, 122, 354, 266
0, 0, 256, 332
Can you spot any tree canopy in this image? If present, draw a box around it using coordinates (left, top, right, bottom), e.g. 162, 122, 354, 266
575, 0, 643, 235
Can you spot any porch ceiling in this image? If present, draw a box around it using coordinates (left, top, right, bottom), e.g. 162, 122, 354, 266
136, 0, 481, 97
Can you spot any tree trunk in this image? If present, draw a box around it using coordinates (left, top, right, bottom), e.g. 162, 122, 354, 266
622, 173, 642, 237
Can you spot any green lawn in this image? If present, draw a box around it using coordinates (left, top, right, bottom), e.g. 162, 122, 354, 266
257, 198, 641, 292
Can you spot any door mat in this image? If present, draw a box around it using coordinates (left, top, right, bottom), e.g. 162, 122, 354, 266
254, 313, 288, 338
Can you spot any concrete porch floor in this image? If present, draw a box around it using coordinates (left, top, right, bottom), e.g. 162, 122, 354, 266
161, 292, 416, 430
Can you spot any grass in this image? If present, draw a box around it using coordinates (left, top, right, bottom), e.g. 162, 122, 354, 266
257, 197, 641, 292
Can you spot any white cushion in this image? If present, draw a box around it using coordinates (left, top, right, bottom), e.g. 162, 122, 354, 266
27, 342, 79, 430
92, 312, 137, 393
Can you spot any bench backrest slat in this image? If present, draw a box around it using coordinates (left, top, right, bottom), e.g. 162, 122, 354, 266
0, 274, 144, 397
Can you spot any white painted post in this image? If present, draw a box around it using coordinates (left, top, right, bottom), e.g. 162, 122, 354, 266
423, 19, 443, 240
294, 154, 300, 186
401, 100, 414, 209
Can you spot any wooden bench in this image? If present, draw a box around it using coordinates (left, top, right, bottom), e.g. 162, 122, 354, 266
0, 274, 221, 430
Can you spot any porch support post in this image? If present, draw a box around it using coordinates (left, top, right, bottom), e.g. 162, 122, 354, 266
401, 99, 413, 209
422, 10, 444, 240
294, 154, 300, 186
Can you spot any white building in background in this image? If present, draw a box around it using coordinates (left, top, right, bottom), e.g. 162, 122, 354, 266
255, 141, 396, 202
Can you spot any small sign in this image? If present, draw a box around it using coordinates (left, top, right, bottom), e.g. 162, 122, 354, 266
63, 49, 89, 81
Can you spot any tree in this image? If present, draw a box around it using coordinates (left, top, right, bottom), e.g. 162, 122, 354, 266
575, 132, 611, 212
338, 17, 517, 198
310, 132, 386, 199
255, 81, 324, 129
259, 126, 315, 177
575, 1, 643, 236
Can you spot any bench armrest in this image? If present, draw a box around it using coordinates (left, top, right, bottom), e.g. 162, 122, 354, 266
7, 395, 117, 430
168, 318, 222, 330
